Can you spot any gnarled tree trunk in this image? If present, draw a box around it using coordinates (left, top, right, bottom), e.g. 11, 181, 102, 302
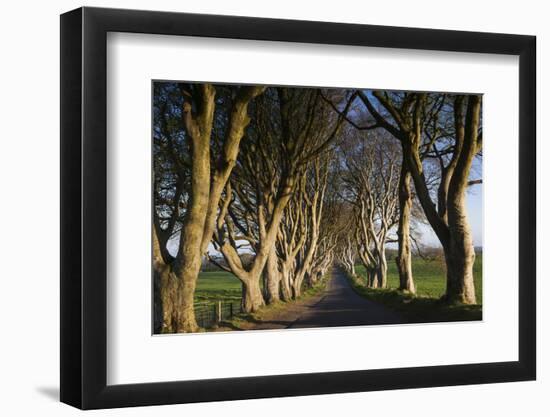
367, 267, 377, 288
219, 176, 296, 313
164, 86, 216, 333
360, 91, 481, 305
155, 84, 265, 333
396, 163, 415, 293
444, 235, 476, 304
442, 96, 480, 304
264, 246, 281, 304
376, 247, 388, 289
280, 265, 293, 301
405, 94, 480, 305
241, 278, 265, 313
154, 222, 201, 333
291, 276, 302, 299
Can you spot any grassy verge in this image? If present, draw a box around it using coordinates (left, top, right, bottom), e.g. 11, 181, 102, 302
355, 256, 482, 303
347, 265, 482, 323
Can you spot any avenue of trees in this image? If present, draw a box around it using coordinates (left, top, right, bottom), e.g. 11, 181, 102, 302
153, 82, 482, 333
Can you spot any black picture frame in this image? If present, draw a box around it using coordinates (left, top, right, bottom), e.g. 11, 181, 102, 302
60, 6, 536, 410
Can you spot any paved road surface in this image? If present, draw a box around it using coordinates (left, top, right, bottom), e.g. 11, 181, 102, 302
288, 269, 404, 329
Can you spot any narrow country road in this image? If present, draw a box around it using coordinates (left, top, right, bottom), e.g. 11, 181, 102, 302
221, 268, 405, 332
288, 269, 404, 329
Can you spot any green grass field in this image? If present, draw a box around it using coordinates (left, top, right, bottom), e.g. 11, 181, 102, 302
355, 256, 482, 303
195, 271, 241, 306
193, 271, 242, 329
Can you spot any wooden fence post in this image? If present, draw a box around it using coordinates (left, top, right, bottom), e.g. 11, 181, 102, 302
216, 301, 222, 323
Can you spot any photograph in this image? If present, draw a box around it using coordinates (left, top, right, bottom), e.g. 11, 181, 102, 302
0, 0, 542, 413
152, 82, 483, 334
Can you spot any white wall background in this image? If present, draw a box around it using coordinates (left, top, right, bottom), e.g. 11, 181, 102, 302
0, 0, 545, 415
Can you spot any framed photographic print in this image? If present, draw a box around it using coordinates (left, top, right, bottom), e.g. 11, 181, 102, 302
60, 6, 536, 410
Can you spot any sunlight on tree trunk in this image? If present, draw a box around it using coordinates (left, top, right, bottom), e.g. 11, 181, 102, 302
442, 95, 481, 304
264, 246, 281, 304
396, 164, 415, 293
242, 278, 265, 312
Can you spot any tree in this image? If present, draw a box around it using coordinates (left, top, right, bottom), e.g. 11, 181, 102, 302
276, 177, 308, 301
411, 94, 482, 304
291, 156, 330, 297
323, 91, 417, 293
359, 91, 482, 304
212, 87, 351, 312
153, 83, 265, 333
274, 157, 332, 300
338, 230, 358, 276
308, 169, 341, 283
339, 130, 399, 288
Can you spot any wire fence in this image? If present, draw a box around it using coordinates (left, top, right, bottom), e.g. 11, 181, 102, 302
194, 300, 242, 329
